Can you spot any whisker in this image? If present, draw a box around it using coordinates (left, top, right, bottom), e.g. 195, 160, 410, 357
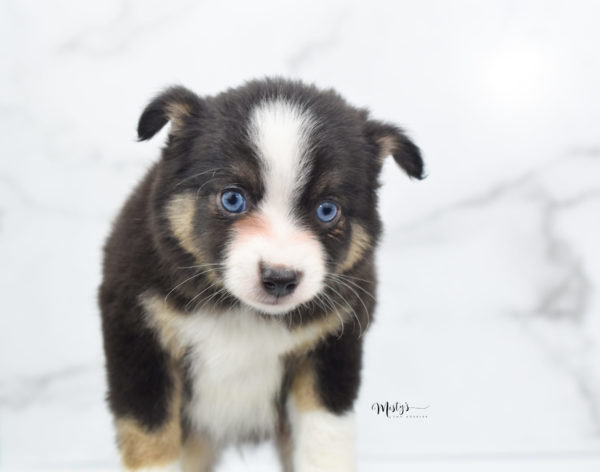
326, 275, 371, 336
286, 305, 302, 328
317, 289, 338, 316
213, 289, 230, 308
332, 273, 372, 284
318, 283, 345, 339
195, 287, 229, 312
185, 280, 222, 311
195, 176, 225, 201
327, 273, 376, 301
177, 263, 225, 270
164, 268, 217, 303
326, 282, 362, 337
313, 293, 330, 314
173, 168, 225, 188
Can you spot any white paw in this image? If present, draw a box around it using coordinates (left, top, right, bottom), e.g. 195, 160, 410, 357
291, 409, 356, 472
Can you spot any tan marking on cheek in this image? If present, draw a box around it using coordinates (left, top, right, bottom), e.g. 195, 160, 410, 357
141, 295, 187, 360
337, 223, 371, 273
116, 369, 182, 469
166, 193, 200, 256
165, 193, 219, 285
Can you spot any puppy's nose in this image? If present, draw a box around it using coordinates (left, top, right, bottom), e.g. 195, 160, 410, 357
261, 264, 301, 298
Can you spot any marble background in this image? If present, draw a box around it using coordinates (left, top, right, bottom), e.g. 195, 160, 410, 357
1, 0, 599, 470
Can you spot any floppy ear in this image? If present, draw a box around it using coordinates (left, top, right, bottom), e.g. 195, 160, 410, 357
137, 86, 203, 141
364, 119, 425, 179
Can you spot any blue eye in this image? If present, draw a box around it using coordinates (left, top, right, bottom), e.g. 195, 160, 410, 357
221, 189, 246, 213
316, 201, 339, 223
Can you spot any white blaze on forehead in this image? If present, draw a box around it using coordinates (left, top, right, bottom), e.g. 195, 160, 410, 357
223, 100, 324, 315
248, 99, 316, 215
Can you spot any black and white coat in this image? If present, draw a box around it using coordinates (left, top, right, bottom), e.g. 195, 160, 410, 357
99, 78, 424, 471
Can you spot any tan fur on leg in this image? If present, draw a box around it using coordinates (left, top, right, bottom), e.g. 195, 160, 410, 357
116, 369, 182, 470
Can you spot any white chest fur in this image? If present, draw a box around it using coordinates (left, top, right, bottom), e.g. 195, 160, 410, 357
180, 310, 290, 442
142, 298, 334, 444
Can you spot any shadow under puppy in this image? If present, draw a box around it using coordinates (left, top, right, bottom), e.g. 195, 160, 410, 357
99, 78, 424, 471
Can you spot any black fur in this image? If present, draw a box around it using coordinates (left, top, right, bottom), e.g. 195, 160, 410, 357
99, 77, 424, 456
99, 169, 177, 429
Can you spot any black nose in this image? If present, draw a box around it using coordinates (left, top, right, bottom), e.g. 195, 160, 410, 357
261, 265, 301, 298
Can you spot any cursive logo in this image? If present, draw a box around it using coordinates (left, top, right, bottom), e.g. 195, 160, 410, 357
371, 401, 430, 419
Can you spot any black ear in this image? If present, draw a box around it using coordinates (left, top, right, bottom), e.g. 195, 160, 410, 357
137, 86, 203, 141
364, 120, 425, 179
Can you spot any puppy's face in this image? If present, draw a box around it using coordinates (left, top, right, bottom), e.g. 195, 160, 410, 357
140, 80, 423, 315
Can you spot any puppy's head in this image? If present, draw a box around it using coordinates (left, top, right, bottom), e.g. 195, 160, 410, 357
140, 79, 424, 316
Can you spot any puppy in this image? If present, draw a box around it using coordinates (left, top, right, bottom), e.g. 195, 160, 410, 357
99, 78, 424, 472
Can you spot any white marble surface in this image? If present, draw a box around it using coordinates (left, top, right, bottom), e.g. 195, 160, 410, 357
1, 0, 600, 470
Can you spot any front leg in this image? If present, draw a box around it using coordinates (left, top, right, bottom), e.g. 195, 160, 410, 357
101, 294, 183, 471
286, 332, 362, 472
